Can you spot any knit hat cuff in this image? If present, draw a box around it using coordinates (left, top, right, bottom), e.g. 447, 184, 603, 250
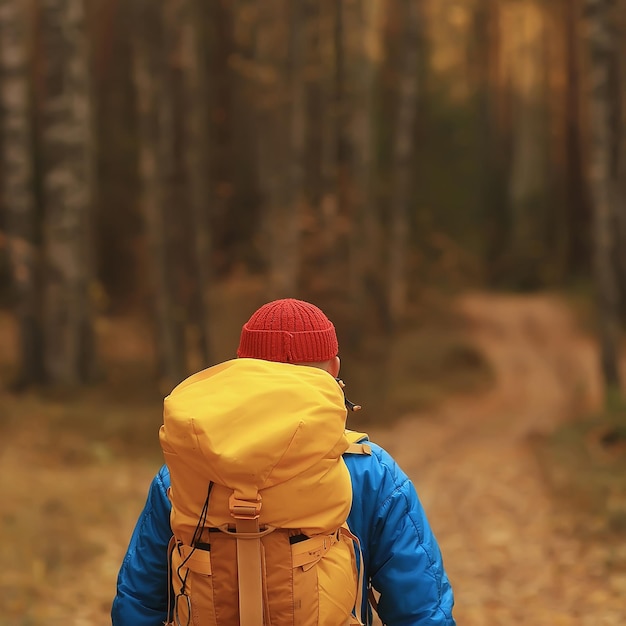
237, 325, 338, 363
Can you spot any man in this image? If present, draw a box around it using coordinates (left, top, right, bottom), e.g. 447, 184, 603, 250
112, 298, 456, 626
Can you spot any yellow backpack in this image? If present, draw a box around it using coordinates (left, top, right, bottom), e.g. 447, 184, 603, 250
159, 358, 369, 626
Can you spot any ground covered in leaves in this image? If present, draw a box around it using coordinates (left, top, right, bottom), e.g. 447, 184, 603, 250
1, 292, 625, 625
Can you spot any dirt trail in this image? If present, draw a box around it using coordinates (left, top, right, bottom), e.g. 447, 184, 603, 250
366, 293, 626, 626
3, 292, 625, 625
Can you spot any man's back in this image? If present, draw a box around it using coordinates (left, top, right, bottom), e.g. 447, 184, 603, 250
112, 439, 455, 625
111, 298, 456, 625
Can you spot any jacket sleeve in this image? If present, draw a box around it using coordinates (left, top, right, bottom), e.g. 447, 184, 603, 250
347, 444, 456, 626
111, 465, 172, 626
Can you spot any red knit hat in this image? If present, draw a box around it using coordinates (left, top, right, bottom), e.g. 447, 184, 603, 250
237, 298, 339, 363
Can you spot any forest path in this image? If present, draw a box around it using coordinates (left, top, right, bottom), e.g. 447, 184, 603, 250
365, 292, 626, 626
2, 292, 625, 625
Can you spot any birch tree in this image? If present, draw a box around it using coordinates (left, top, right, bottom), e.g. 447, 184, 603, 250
162, 0, 213, 369
0, 0, 42, 386
133, 0, 186, 388
39, 0, 97, 385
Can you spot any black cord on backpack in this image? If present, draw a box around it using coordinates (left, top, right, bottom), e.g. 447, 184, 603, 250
176, 481, 214, 593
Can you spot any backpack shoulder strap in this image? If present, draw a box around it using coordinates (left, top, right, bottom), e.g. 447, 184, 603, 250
344, 429, 371, 455
230, 494, 266, 626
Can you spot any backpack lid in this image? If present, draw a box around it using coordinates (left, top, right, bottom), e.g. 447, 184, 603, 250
161, 359, 349, 501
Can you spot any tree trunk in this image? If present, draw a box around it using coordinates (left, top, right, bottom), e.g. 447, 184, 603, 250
39, 0, 97, 385
254, 0, 303, 299
345, 0, 384, 345
271, 0, 305, 299
0, 0, 43, 387
178, 0, 213, 367
133, 0, 186, 388
506, 1, 549, 286
387, 0, 421, 329
226, 0, 260, 266
584, 0, 621, 396
475, 0, 511, 283
313, 0, 343, 282
563, 0, 591, 277
614, 1, 626, 319
274, 0, 307, 298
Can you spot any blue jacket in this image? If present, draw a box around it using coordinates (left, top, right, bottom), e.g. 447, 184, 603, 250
112, 439, 455, 626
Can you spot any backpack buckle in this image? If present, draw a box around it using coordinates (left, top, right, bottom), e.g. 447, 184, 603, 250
229, 493, 262, 519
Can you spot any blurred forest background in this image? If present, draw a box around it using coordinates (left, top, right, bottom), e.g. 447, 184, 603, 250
1, 0, 626, 624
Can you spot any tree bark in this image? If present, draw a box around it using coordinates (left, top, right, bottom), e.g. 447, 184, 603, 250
0, 0, 43, 386
584, 0, 621, 395
563, 0, 591, 277
345, 0, 384, 345
475, 0, 511, 283
614, 0, 626, 318
178, 0, 213, 367
272, 0, 307, 298
387, 0, 421, 329
39, 0, 97, 385
253, 0, 304, 299
312, 0, 343, 280
133, 0, 186, 388
506, 1, 549, 285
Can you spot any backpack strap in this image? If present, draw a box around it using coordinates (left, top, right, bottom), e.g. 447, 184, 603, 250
230, 493, 265, 626
368, 587, 381, 621
165, 535, 176, 626
340, 525, 365, 626
291, 529, 342, 569
342, 435, 374, 625
344, 429, 371, 455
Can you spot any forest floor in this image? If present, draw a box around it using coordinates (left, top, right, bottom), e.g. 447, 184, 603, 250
1, 291, 626, 625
